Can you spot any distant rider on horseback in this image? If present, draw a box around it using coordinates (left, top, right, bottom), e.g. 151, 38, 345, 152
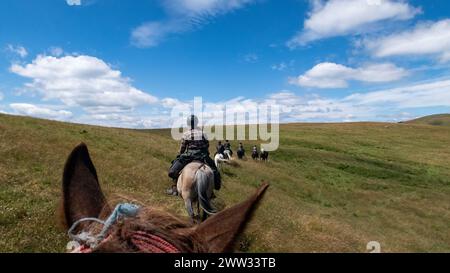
167, 115, 221, 195
237, 142, 245, 159
224, 140, 232, 156
252, 145, 259, 160
216, 141, 225, 156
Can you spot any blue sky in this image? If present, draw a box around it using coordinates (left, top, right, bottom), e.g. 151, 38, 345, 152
0, 0, 449, 128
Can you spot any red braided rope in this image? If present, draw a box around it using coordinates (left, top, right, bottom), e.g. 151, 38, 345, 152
131, 231, 181, 253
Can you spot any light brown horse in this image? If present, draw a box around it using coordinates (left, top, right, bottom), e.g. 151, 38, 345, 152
177, 162, 215, 222
60, 143, 268, 253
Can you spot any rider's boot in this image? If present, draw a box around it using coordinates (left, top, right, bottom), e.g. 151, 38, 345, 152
213, 170, 221, 191
166, 180, 178, 196
167, 159, 185, 196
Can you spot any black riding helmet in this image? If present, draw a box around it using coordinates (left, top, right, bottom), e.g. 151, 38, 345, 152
187, 114, 198, 130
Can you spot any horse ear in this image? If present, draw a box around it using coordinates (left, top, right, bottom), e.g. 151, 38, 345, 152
61, 143, 109, 229
194, 183, 269, 253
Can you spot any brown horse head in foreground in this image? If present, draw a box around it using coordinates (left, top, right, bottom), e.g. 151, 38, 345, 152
60, 143, 269, 253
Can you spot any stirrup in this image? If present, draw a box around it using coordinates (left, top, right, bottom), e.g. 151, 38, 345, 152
214, 179, 221, 191
165, 187, 178, 196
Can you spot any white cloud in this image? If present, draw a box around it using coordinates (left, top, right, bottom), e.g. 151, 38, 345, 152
271, 60, 295, 71
131, 0, 254, 47
6, 44, 28, 58
244, 53, 259, 63
161, 97, 190, 109
76, 112, 173, 129
344, 79, 450, 108
10, 55, 158, 113
288, 0, 420, 47
271, 63, 287, 71
7, 53, 190, 129
265, 79, 450, 122
131, 22, 164, 48
6, 78, 450, 127
77, 77, 450, 127
10, 103, 73, 120
164, 0, 253, 17
131, 21, 183, 48
290, 62, 408, 88
365, 19, 450, 62
283, 97, 365, 121
66, 0, 81, 6
264, 91, 305, 114
49, 46, 64, 57
267, 91, 302, 103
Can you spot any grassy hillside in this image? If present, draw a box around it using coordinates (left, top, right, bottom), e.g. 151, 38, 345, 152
405, 114, 450, 127
1, 113, 450, 253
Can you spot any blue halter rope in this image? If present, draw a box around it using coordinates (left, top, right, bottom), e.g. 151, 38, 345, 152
67, 203, 140, 250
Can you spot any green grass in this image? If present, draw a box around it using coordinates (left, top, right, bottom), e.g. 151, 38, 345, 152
1, 114, 450, 252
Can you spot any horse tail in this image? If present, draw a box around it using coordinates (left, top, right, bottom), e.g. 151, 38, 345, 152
195, 167, 216, 215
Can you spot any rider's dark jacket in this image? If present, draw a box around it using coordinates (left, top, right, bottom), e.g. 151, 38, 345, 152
216, 143, 225, 155
224, 142, 231, 150
169, 128, 220, 186
179, 128, 209, 159
167, 122, 222, 191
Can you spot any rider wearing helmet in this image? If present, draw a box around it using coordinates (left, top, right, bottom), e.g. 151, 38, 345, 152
167, 115, 221, 195
252, 145, 259, 160
237, 142, 245, 159
224, 140, 232, 156
252, 145, 258, 153
216, 141, 225, 155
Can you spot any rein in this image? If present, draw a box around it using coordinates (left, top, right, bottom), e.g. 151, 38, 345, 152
66, 203, 181, 253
